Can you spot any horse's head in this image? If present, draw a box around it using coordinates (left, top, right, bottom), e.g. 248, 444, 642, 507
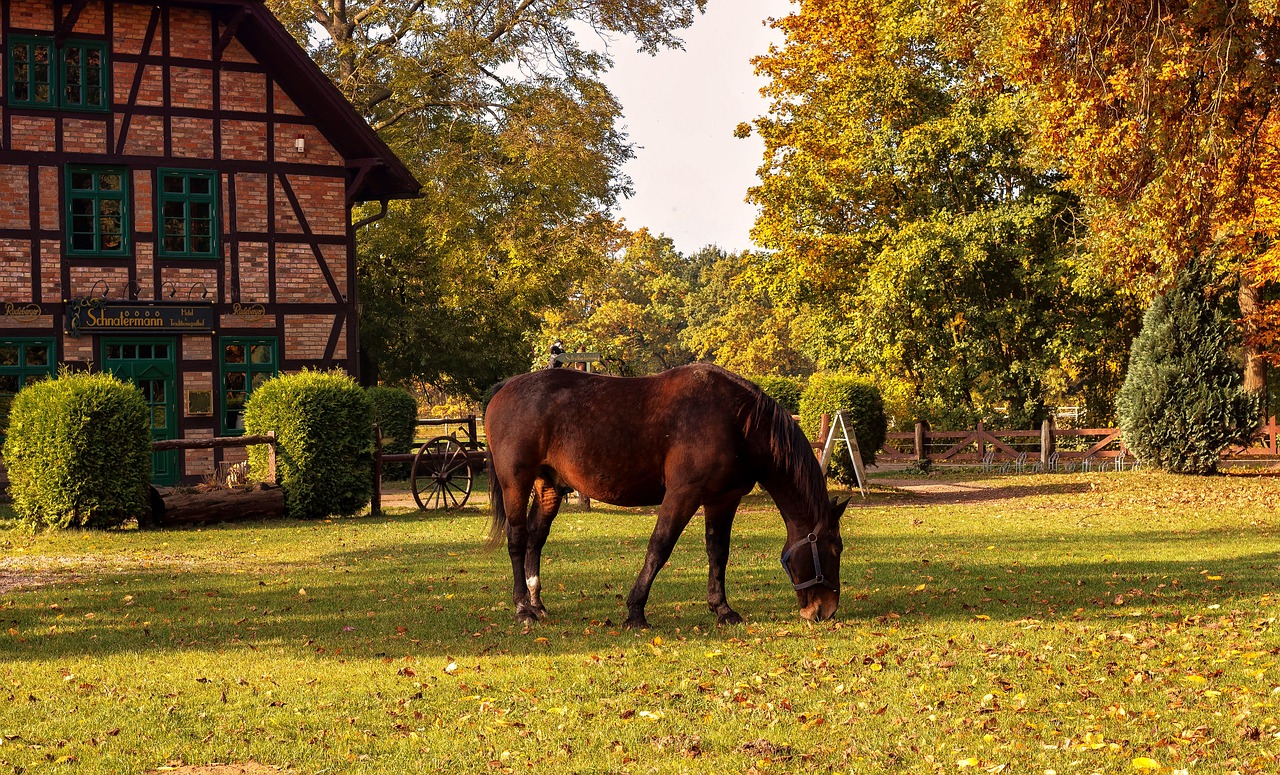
782, 496, 849, 622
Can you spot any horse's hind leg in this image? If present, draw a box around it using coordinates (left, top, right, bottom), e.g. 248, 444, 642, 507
523, 476, 564, 619
704, 496, 744, 626
499, 470, 540, 624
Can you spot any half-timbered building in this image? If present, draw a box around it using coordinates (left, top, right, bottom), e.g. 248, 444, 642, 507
0, 0, 419, 483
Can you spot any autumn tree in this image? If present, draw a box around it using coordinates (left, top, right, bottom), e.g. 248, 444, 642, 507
992, 0, 1280, 399
745, 0, 1138, 426
266, 0, 707, 394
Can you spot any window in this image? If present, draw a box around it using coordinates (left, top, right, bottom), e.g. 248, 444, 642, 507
158, 170, 219, 258
7, 36, 56, 108
7, 35, 108, 111
59, 40, 109, 111
66, 165, 130, 257
220, 338, 278, 434
0, 338, 56, 435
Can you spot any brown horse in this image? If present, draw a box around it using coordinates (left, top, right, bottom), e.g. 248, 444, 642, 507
484, 363, 848, 628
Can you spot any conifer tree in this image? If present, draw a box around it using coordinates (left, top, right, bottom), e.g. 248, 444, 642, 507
1117, 262, 1259, 474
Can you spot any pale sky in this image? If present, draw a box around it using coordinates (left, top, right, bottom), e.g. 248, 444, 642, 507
599, 0, 794, 256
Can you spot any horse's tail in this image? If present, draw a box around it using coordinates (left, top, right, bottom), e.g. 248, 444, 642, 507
486, 449, 506, 550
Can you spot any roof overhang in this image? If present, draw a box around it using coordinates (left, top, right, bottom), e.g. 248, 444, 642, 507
120, 0, 421, 202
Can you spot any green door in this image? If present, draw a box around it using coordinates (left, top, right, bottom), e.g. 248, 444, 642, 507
102, 337, 178, 485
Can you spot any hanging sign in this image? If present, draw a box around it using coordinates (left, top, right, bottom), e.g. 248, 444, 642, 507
66, 298, 214, 337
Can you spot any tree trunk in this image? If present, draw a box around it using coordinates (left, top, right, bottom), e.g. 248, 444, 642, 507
1240, 274, 1269, 401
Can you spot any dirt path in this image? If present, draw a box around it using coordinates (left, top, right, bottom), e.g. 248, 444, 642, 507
870, 476, 1090, 505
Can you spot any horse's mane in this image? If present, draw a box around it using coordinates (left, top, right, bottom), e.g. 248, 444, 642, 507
734, 376, 829, 528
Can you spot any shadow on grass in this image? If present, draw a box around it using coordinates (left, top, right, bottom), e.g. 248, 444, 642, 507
4, 512, 1279, 663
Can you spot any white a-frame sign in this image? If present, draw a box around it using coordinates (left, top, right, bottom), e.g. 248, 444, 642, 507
818, 410, 868, 498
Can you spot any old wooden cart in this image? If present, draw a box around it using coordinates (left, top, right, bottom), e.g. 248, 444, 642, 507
374, 416, 486, 512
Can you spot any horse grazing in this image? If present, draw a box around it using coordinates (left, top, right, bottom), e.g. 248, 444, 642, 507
484, 363, 849, 629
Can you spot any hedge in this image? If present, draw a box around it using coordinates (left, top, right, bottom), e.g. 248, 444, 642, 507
4, 370, 151, 529
799, 374, 888, 485
750, 375, 805, 416
368, 385, 418, 479
245, 369, 373, 519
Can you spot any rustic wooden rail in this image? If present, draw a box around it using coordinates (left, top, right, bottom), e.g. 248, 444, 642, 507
870, 416, 1280, 468
151, 431, 278, 483
146, 432, 281, 527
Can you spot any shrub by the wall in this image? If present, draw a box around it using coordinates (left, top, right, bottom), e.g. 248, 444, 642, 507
750, 375, 805, 416
368, 385, 418, 479
245, 370, 373, 519
799, 374, 888, 484
1117, 260, 1258, 473
4, 370, 151, 529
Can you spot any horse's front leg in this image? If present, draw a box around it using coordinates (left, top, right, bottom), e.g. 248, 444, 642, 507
625, 489, 701, 629
523, 478, 564, 620
704, 497, 744, 626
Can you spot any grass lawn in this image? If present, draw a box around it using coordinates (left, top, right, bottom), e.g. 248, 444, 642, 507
2, 471, 1280, 773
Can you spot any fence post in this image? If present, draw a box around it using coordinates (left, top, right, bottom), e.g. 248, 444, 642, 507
914, 420, 929, 464
371, 424, 383, 517
1040, 416, 1055, 468
266, 430, 277, 485
466, 414, 478, 451
818, 413, 831, 451
976, 419, 986, 459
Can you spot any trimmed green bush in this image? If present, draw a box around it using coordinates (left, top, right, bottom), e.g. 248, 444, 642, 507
799, 374, 888, 484
1117, 260, 1259, 474
368, 385, 418, 479
245, 369, 373, 519
750, 375, 805, 415
3, 370, 151, 529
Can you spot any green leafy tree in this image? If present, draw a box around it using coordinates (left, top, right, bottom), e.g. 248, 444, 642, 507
542, 229, 700, 374
744, 0, 1139, 427
1117, 261, 1259, 474
680, 248, 815, 377
267, 0, 707, 393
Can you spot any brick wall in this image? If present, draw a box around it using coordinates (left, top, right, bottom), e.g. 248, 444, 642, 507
285, 314, 339, 359
0, 167, 29, 230
0, 240, 30, 300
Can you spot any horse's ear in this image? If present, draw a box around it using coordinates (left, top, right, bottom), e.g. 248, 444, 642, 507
829, 496, 851, 521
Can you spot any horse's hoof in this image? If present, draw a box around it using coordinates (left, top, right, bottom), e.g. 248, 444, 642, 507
717, 611, 744, 626
535, 606, 549, 620
515, 607, 540, 624
623, 616, 650, 630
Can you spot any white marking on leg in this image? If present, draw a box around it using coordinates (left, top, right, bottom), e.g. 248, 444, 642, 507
526, 575, 540, 595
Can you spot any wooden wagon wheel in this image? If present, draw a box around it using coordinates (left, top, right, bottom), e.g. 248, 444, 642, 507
411, 435, 474, 510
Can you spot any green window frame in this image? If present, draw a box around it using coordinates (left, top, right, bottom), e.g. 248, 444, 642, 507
59, 39, 109, 111
220, 337, 278, 435
6, 35, 108, 111
158, 169, 220, 259
6, 36, 57, 108
0, 338, 56, 436
65, 165, 130, 257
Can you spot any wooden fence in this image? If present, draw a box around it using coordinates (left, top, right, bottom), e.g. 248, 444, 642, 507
866, 417, 1280, 469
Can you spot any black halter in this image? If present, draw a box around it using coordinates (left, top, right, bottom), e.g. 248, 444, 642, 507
780, 533, 839, 591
